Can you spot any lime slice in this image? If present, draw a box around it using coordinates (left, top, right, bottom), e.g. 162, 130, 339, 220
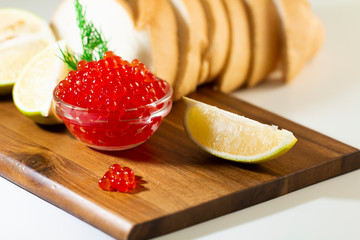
0, 8, 55, 94
183, 97, 297, 163
13, 41, 69, 125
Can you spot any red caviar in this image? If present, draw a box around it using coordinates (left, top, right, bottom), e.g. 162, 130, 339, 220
53, 51, 172, 150
55, 51, 168, 110
98, 164, 136, 192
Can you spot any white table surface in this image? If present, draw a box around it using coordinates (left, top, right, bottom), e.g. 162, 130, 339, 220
0, 0, 359, 239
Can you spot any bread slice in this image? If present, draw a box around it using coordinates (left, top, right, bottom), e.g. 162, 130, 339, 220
198, 0, 230, 84
169, 0, 208, 100
273, 0, 324, 82
126, 0, 156, 29
51, 0, 178, 86
243, 0, 281, 87
216, 0, 251, 93
136, 0, 179, 86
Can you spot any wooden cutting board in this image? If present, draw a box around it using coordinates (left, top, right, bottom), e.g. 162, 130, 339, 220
0, 86, 359, 240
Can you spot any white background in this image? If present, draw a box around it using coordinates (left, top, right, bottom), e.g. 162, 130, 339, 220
0, 0, 359, 239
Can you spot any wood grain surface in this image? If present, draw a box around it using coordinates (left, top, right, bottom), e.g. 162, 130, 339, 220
0, 86, 359, 240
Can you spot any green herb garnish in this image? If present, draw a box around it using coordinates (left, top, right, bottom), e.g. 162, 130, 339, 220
60, 0, 108, 71
59, 46, 78, 71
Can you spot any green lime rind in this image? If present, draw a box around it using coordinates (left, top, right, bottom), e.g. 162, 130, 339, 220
15, 108, 63, 125
197, 136, 297, 164
0, 83, 14, 95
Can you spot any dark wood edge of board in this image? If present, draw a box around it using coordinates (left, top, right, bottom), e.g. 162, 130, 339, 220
127, 150, 360, 240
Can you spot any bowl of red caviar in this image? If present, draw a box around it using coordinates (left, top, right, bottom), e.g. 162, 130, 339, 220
53, 51, 173, 151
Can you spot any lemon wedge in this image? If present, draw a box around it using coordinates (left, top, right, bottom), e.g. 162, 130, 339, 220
0, 8, 55, 94
13, 41, 69, 125
183, 97, 297, 163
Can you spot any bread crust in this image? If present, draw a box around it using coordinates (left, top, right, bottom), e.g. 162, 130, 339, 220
126, 0, 156, 29
170, 0, 208, 100
146, 0, 179, 86
273, 0, 324, 82
244, 0, 281, 87
198, 0, 230, 84
217, 0, 251, 93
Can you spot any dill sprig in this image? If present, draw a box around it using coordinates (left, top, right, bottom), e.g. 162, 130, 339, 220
58, 46, 78, 71
75, 0, 108, 62
60, 0, 109, 71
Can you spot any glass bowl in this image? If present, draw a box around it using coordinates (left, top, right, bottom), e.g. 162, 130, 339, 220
53, 82, 173, 151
